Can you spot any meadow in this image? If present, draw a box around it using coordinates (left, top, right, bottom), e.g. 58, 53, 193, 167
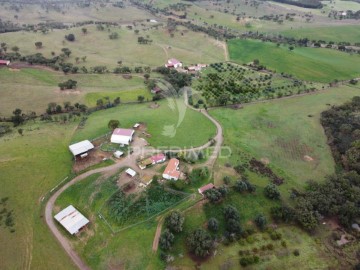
281, 25, 360, 44
0, 68, 146, 116
228, 39, 360, 82
1, 24, 225, 69
210, 85, 360, 194
0, 121, 78, 270
72, 99, 217, 148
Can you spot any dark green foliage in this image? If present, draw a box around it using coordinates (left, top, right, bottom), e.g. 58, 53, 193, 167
239, 255, 260, 267
223, 205, 242, 240
270, 205, 295, 223
0, 124, 11, 136
254, 214, 267, 230
293, 249, 300, 256
204, 188, 223, 203
234, 180, 248, 193
65, 33, 75, 42
264, 184, 281, 200
187, 228, 214, 257
159, 229, 174, 250
58, 79, 77, 90
107, 120, 120, 130
109, 32, 119, 40
165, 211, 184, 233
207, 217, 219, 232
11, 108, 24, 127
188, 167, 209, 186
0, 197, 15, 232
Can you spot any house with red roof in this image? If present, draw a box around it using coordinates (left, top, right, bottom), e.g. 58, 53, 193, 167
110, 128, 134, 145
162, 158, 181, 180
0, 60, 10, 66
138, 153, 166, 170
165, 58, 182, 69
198, 183, 215, 195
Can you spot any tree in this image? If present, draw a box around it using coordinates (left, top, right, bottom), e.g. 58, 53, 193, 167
65, 34, 75, 42
61, 48, 72, 57
114, 97, 121, 105
165, 211, 184, 233
58, 80, 77, 90
254, 214, 267, 230
289, 46, 294, 51
109, 32, 119, 40
234, 180, 248, 192
17, 128, 23, 136
137, 95, 145, 103
35, 42, 43, 49
264, 184, 281, 200
204, 188, 223, 203
11, 46, 19, 53
82, 28, 88, 35
108, 120, 120, 130
12, 108, 24, 127
207, 218, 219, 232
96, 99, 104, 108
187, 228, 214, 257
159, 229, 174, 250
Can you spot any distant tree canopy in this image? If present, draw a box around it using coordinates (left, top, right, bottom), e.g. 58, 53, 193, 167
65, 33, 75, 42
108, 120, 120, 130
58, 79, 77, 90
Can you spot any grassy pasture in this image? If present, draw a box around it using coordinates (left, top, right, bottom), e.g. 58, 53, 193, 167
55, 172, 165, 270
210, 85, 360, 194
281, 25, 360, 44
1, 25, 224, 69
72, 99, 217, 148
0, 68, 146, 116
228, 39, 360, 82
0, 121, 78, 270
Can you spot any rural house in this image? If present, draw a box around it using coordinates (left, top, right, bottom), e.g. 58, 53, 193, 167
111, 128, 134, 145
162, 158, 181, 180
68, 140, 94, 158
54, 205, 90, 235
138, 153, 166, 170
198, 183, 215, 195
165, 58, 182, 69
0, 60, 10, 66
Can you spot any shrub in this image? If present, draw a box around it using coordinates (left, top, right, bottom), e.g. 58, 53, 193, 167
254, 214, 267, 230
293, 249, 300, 256
264, 183, 281, 200
65, 33, 75, 42
207, 217, 219, 232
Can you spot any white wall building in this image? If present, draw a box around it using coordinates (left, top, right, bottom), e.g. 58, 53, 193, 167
54, 205, 90, 235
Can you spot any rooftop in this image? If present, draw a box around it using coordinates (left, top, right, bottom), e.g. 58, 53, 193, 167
198, 183, 215, 194
163, 158, 180, 179
54, 205, 89, 235
69, 140, 94, 156
112, 128, 134, 137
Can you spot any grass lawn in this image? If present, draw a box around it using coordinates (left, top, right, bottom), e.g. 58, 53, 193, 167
228, 39, 360, 82
210, 85, 360, 194
72, 99, 217, 148
1, 24, 224, 69
0, 121, 78, 270
281, 25, 360, 44
0, 68, 145, 116
55, 172, 165, 270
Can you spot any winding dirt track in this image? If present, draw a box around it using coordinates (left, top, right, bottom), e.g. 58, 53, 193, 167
44, 94, 224, 270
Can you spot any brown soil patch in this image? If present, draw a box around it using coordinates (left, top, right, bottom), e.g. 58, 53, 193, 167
54, 89, 81, 95
72, 149, 112, 173
275, 138, 313, 161
260, 157, 270, 165
149, 102, 160, 109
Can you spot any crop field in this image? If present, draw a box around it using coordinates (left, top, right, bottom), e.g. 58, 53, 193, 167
1, 24, 225, 69
55, 172, 165, 270
210, 85, 360, 193
281, 25, 360, 44
0, 68, 146, 116
228, 39, 360, 82
192, 62, 323, 106
0, 121, 78, 270
72, 99, 217, 148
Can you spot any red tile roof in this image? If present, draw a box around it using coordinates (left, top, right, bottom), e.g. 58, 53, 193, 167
151, 153, 166, 163
198, 183, 215, 194
163, 158, 180, 179
0, 60, 9, 65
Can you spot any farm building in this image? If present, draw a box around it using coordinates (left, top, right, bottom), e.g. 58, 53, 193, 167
162, 158, 181, 180
68, 140, 94, 158
138, 153, 166, 170
151, 86, 162, 94
113, 150, 124, 159
165, 58, 182, 69
198, 183, 215, 195
111, 128, 134, 145
0, 60, 10, 66
133, 123, 140, 129
139, 175, 153, 187
54, 205, 89, 235
125, 168, 137, 177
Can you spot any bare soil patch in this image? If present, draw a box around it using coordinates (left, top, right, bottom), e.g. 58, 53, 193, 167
54, 89, 81, 95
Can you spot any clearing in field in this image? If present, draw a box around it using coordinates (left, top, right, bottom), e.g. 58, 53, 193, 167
210, 85, 360, 191
228, 39, 360, 82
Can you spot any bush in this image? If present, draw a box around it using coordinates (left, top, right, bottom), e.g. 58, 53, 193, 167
65, 33, 75, 42
159, 229, 175, 250
187, 228, 214, 257
293, 249, 300, 256
58, 79, 77, 90
254, 214, 267, 230
264, 183, 281, 200
207, 217, 219, 232
165, 211, 184, 233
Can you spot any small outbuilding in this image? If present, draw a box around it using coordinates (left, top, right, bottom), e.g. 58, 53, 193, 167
54, 205, 90, 235
165, 58, 182, 69
114, 150, 124, 159
162, 158, 181, 181
198, 183, 215, 195
139, 175, 153, 187
133, 123, 140, 129
111, 128, 135, 145
69, 140, 94, 157
125, 168, 137, 177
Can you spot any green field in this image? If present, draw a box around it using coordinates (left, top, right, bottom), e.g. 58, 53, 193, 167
210, 85, 360, 193
72, 99, 217, 148
228, 39, 360, 82
281, 25, 360, 44
0, 121, 77, 270
2, 24, 224, 69
0, 68, 146, 116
